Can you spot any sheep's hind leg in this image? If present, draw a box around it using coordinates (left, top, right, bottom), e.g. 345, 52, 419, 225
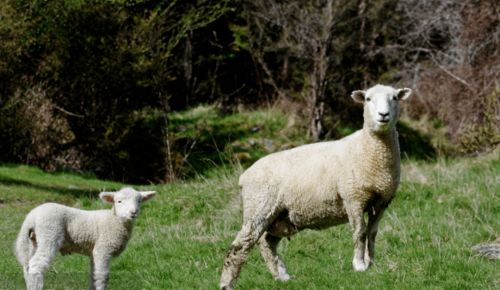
27, 234, 62, 290
220, 205, 279, 290
22, 231, 38, 288
259, 232, 290, 281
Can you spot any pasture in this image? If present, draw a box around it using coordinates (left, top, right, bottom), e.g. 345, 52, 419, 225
0, 150, 498, 289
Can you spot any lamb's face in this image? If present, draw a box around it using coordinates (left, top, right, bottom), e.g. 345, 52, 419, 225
351, 85, 411, 133
100, 187, 156, 221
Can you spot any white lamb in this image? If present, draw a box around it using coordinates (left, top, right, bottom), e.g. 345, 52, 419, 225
15, 187, 156, 290
220, 84, 412, 289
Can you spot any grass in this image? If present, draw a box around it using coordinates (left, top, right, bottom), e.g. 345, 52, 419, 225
0, 150, 498, 289
168, 105, 308, 177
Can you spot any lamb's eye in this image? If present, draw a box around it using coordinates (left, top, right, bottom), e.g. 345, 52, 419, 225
392, 96, 398, 101
117, 200, 122, 203
366, 97, 371, 102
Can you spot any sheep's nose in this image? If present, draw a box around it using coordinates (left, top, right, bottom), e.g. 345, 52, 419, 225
130, 209, 138, 215
379, 112, 389, 118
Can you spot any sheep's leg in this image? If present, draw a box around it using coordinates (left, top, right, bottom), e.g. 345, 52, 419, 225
92, 251, 111, 290
88, 257, 96, 290
365, 206, 386, 267
23, 234, 38, 287
347, 203, 368, 272
27, 235, 61, 290
258, 232, 290, 281
220, 204, 278, 290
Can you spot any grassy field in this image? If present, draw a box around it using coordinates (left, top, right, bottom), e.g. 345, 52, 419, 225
0, 150, 498, 289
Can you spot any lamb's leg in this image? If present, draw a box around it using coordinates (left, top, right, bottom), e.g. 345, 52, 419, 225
88, 257, 96, 290
23, 233, 38, 288
27, 235, 61, 290
92, 251, 111, 290
220, 205, 278, 290
258, 232, 290, 281
365, 206, 386, 267
347, 203, 368, 272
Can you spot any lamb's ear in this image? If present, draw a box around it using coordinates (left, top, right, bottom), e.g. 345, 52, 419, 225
351, 90, 366, 103
397, 88, 412, 101
140, 191, 156, 202
99, 191, 115, 204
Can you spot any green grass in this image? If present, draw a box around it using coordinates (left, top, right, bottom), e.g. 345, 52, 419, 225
0, 150, 498, 289
168, 105, 308, 177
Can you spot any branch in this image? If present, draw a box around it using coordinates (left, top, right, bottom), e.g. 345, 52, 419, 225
52, 105, 84, 118
429, 55, 474, 91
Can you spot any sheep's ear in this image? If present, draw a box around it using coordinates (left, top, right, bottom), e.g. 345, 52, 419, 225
99, 191, 115, 204
351, 90, 366, 103
397, 88, 412, 101
140, 191, 156, 202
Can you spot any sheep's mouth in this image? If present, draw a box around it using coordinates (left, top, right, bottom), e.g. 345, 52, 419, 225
124, 214, 137, 220
377, 119, 390, 124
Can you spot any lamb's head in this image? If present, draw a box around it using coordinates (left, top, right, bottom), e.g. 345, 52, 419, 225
351, 84, 411, 133
99, 187, 156, 221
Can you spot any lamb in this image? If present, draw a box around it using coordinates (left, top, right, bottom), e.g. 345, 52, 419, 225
220, 84, 412, 289
15, 187, 156, 290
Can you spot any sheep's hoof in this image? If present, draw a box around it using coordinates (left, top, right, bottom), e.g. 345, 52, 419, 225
276, 264, 291, 281
364, 257, 374, 268
353, 259, 369, 272
220, 285, 234, 290
276, 273, 291, 281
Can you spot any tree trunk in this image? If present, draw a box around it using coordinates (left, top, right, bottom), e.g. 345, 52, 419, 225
310, 99, 325, 142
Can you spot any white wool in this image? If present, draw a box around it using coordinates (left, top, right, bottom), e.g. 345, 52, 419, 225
15, 187, 156, 290
220, 84, 412, 290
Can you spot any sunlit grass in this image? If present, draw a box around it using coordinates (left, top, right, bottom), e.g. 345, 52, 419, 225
0, 150, 498, 289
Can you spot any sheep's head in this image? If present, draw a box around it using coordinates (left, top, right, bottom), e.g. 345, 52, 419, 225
351, 84, 411, 133
99, 187, 156, 221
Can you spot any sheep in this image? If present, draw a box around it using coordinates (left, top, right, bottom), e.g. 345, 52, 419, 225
220, 84, 412, 289
15, 187, 156, 290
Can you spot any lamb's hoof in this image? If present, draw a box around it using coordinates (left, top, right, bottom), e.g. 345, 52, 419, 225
220, 286, 234, 290
353, 259, 369, 272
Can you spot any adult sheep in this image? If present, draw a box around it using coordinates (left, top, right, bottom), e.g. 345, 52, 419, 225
220, 84, 412, 289
15, 187, 156, 290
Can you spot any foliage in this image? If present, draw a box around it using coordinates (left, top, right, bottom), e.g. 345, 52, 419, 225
0, 0, 236, 182
0, 150, 498, 288
0, 0, 498, 182
395, 0, 500, 154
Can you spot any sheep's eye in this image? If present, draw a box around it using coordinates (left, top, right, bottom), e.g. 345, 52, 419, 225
117, 200, 122, 203
392, 96, 398, 101
366, 97, 371, 102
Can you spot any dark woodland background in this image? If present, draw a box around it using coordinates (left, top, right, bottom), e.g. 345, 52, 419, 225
0, 0, 498, 183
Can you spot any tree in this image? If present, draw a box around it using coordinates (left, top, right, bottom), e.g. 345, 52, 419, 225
242, 0, 341, 141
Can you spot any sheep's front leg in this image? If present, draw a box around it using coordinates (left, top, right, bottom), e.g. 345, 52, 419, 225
365, 206, 386, 267
347, 203, 368, 272
92, 251, 111, 290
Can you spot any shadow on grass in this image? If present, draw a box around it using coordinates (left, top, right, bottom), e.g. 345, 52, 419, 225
398, 122, 437, 160
0, 174, 110, 200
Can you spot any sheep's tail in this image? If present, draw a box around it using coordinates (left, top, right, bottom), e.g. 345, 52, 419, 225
15, 215, 36, 268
